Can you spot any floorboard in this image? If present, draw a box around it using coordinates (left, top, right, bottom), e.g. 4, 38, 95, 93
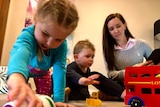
0, 94, 129, 107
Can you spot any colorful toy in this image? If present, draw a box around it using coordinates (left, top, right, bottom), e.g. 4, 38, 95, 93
86, 91, 102, 106
124, 66, 160, 107
3, 94, 55, 107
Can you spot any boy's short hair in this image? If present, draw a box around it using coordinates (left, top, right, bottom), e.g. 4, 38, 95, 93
73, 39, 95, 54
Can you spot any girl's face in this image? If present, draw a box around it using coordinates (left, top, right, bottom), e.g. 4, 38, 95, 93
75, 48, 94, 69
107, 17, 126, 41
34, 17, 72, 50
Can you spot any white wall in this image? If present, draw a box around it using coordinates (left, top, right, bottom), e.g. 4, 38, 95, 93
1, 0, 28, 66
73, 0, 160, 77
1, 0, 160, 76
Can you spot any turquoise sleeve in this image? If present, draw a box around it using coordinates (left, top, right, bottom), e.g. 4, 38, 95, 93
7, 30, 35, 80
52, 40, 67, 102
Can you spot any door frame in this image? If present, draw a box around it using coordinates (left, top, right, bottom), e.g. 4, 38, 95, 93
0, 0, 10, 63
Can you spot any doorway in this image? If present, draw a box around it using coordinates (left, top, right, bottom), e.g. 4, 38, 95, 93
0, 0, 10, 63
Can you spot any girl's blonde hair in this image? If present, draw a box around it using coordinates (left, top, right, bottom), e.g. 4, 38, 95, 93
35, 0, 79, 61
35, 0, 79, 29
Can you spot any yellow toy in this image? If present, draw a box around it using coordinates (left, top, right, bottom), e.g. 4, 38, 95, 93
86, 92, 102, 106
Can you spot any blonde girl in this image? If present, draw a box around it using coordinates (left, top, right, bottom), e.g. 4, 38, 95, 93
6, 0, 79, 107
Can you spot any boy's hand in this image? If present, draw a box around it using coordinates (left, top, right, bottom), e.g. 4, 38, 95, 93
88, 74, 100, 85
7, 73, 43, 107
79, 74, 100, 85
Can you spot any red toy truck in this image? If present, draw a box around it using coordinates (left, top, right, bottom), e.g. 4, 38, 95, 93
124, 66, 160, 107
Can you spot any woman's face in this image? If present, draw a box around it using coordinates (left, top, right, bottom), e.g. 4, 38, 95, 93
34, 17, 72, 50
107, 17, 126, 40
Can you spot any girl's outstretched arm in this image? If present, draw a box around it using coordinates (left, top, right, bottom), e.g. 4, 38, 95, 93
7, 73, 43, 107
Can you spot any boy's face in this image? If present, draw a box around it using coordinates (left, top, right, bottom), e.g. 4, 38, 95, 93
75, 48, 95, 68
34, 17, 72, 50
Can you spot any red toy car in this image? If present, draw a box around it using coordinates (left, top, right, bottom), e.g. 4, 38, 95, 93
124, 66, 160, 107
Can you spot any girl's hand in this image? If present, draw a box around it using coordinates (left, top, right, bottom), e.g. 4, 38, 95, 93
55, 102, 76, 107
7, 73, 43, 107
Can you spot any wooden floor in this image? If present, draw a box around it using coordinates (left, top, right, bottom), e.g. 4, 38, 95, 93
0, 94, 7, 107
0, 94, 129, 107
67, 100, 128, 107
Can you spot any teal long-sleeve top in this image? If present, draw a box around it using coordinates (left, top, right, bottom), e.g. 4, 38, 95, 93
7, 25, 67, 102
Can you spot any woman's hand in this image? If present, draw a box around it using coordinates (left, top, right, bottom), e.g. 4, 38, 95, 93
133, 60, 154, 67
7, 73, 43, 107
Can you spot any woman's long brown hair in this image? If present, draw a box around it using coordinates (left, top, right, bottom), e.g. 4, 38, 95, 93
102, 13, 134, 70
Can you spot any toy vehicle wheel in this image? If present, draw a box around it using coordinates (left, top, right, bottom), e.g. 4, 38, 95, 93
130, 99, 142, 107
